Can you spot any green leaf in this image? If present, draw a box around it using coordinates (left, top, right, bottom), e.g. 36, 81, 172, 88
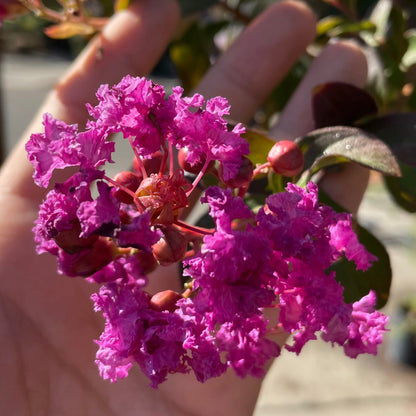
384, 163, 416, 212
114, 0, 130, 12
313, 82, 378, 128
242, 129, 275, 166
330, 223, 392, 309
178, 0, 219, 16
359, 113, 416, 167
317, 16, 344, 36
298, 126, 401, 178
402, 29, 416, 69
170, 21, 226, 92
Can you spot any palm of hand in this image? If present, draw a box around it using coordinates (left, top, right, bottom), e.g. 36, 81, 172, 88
0, 1, 368, 415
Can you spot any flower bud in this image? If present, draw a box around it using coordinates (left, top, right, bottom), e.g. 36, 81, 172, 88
218, 156, 253, 188
59, 237, 115, 277
152, 226, 187, 266
112, 171, 142, 204
267, 140, 304, 177
178, 148, 213, 174
54, 220, 98, 254
135, 250, 158, 275
150, 290, 182, 312
133, 151, 165, 176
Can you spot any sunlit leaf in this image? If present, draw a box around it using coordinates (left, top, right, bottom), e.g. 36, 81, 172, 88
402, 29, 416, 68
313, 82, 378, 128
242, 129, 275, 166
114, 0, 130, 12
369, 0, 392, 42
326, 19, 376, 37
317, 16, 344, 36
44, 22, 95, 39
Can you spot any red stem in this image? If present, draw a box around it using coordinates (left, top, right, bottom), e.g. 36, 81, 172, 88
174, 219, 213, 236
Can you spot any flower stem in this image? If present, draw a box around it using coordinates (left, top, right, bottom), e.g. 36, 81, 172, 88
173, 219, 213, 236
186, 157, 212, 197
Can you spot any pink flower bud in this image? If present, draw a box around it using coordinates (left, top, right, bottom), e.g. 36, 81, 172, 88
152, 226, 187, 266
135, 250, 158, 274
178, 148, 213, 174
218, 156, 253, 188
133, 151, 165, 176
54, 220, 98, 254
149, 290, 182, 312
61, 237, 115, 277
267, 140, 304, 177
112, 171, 142, 204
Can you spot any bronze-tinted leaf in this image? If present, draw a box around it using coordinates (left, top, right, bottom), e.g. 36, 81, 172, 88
359, 112, 416, 167
44, 22, 95, 39
313, 82, 378, 128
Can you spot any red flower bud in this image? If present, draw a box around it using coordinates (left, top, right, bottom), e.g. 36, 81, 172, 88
60, 237, 115, 277
150, 290, 182, 312
267, 140, 304, 177
133, 151, 165, 176
135, 250, 158, 275
178, 148, 213, 174
152, 226, 187, 266
112, 171, 142, 204
54, 220, 98, 254
218, 156, 253, 188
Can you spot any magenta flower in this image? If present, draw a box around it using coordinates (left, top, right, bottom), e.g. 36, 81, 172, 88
87, 76, 169, 158
93, 282, 189, 388
170, 87, 249, 180
26, 75, 389, 388
26, 114, 114, 188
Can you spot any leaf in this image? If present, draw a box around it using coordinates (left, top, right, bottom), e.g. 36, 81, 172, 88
114, 0, 130, 12
178, 0, 219, 16
369, 0, 392, 42
313, 82, 378, 128
330, 223, 392, 309
318, 190, 392, 309
170, 21, 225, 92
298, 126, 401, 178
44, 22, 95, 39
359, 112, 416, 167
321, 19, 376, 38
402, 29, 416, 68
384, 163, 416, 212
242, 129, 275, 166
317, 16, 344, 36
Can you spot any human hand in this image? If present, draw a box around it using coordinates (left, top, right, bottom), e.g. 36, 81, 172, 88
0, 1, 368, 415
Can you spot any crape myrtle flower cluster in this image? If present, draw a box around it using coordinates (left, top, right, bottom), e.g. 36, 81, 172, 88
26, 75, 388, 388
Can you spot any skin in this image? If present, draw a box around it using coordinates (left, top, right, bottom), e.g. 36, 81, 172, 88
0, 1, 369, 415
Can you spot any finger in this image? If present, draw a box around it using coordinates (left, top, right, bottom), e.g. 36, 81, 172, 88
270, 40, 369, 214
271, 40, 368, 139
196, 0, 316, 123
55, 0, 179, 124
0, 0, 179, 200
